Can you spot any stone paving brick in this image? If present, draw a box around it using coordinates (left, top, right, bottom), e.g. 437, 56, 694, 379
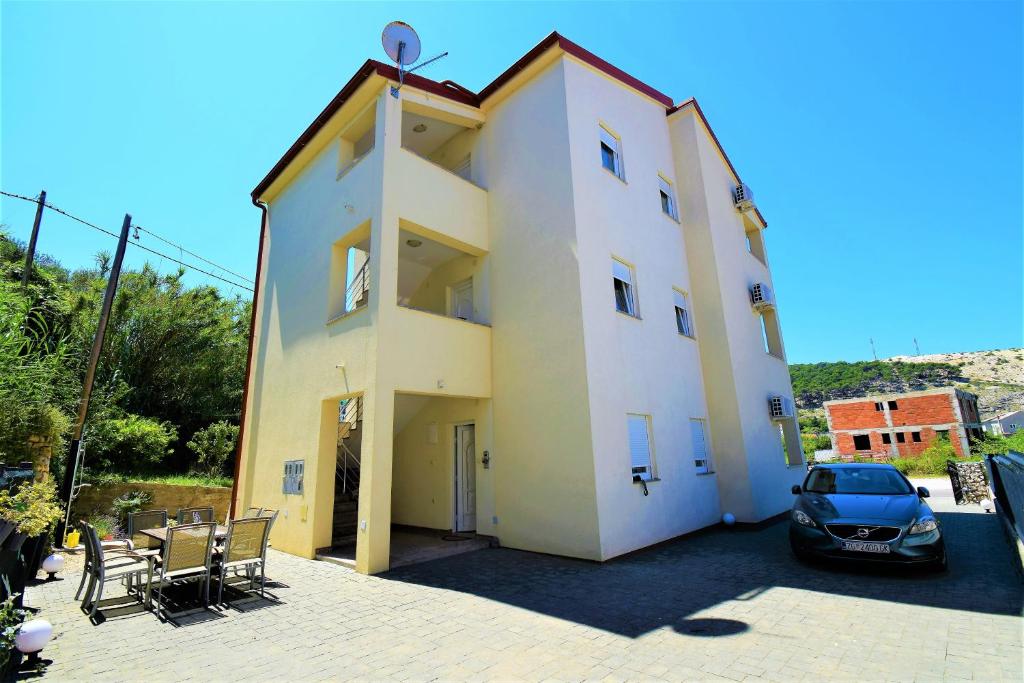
18, 496, 1023, 681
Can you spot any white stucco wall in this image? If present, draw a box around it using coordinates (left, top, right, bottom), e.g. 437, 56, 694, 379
561, 58, 721, 559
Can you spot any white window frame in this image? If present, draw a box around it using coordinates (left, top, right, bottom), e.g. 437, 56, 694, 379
673, 288, 694, 338
613, 258, 638, 317
599, 124, 625, 181
658, 175, 679, 221
690, 418, 711, 474
627, 413, 656, 481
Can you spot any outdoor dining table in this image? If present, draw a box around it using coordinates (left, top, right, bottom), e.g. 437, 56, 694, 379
140, 525, 230, 545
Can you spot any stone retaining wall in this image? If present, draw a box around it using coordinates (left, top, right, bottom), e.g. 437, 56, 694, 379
950, 460, 988, 504
73, 481, 232, 522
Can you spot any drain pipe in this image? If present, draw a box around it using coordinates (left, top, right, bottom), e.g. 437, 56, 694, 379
228, 197, 268, 519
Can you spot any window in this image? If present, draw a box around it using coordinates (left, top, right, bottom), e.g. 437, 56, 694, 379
882, 433, 891, 444
936, 429, 950, 443
745, 226, 767, 264
599, 125, 624, 180
673, 289, 693, 337
874, 402, 884, 412
627, 414, 655, 481
911, 431, 922, 443
690, 418, 710, 473
759, 310, 784, 358
888, 400, 898, 410
853, 434, 871, 451
896, 432, 906, 443
658, 176, 678, 220
613, 259, 637, 316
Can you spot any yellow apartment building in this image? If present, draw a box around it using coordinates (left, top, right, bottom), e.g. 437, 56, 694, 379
235, 32, 806, 574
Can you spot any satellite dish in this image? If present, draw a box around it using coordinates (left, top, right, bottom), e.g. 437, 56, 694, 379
382, 21, 421, 66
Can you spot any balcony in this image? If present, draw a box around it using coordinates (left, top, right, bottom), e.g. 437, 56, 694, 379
390, 305, 491, 398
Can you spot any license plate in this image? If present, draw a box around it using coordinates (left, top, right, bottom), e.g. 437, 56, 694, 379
842, 541, 890, 554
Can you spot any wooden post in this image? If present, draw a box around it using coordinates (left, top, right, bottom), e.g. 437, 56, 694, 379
55, 214, 132, 546
21, 190, 46, 288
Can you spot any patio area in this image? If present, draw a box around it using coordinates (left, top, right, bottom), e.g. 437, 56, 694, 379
19, 484, 1023, 681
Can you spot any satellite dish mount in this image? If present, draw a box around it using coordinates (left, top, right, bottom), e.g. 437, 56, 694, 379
382, 21, 448, 98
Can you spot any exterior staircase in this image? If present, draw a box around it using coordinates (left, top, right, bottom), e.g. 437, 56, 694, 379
333, 397, 362, 548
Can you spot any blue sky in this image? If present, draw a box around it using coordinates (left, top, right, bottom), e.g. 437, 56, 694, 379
2, 1, 1020, 363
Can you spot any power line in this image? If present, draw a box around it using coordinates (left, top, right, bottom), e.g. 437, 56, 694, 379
134, 224, 254, 283
1, 189, 254, 292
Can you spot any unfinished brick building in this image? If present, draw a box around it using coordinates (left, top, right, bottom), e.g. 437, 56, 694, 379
824, 388, 983, 458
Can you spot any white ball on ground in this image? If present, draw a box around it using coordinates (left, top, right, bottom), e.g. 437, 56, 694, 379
722, 512, 736, 526
15, 619, 52, 654
41, 553, 64, 575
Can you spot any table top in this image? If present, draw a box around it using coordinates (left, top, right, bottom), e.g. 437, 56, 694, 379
140, 525, 229, 543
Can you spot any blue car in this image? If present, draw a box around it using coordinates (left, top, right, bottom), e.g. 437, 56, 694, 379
789, 463, 947, 571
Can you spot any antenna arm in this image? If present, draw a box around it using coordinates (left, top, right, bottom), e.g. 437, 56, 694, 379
405, 52, 449, 75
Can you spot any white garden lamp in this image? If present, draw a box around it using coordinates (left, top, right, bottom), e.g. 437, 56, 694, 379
41, 553, 64, 580
14, 618, 52, 661
722, 512, 736, 526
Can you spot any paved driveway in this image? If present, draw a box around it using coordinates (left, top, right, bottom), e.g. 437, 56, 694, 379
24, 486, 1022, 682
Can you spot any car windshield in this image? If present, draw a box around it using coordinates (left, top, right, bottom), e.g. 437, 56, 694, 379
804, 467, 913, 495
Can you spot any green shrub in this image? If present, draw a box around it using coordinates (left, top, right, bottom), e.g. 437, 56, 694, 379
110, 489, 154, 528
87, 414, 178, 472
87, 513, 120, 539
187, 421, 239, 477
0, 479, 64, 537
889, 441, 980, 477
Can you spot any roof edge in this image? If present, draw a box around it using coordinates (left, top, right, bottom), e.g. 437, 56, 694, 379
668, 98, 767, 227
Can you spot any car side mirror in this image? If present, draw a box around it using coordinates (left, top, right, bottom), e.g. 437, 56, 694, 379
917, 486, 930, 498
791, 485, 802, 495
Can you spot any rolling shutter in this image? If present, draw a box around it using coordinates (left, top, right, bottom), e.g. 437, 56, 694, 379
628, 414, 653, 481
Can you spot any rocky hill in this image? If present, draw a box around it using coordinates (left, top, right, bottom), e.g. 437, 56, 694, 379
790, 348, 1024, 418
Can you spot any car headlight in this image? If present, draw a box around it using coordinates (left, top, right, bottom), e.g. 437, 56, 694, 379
909, 517, 938, 535
792, 510, 815, 527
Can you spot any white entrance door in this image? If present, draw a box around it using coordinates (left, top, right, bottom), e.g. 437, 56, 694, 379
454, 424, 477, 532
450, 278, 473, 321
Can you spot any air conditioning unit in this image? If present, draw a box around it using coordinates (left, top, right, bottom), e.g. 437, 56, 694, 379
769, 395, 795, 420
733, 183, 756, 213
749, 282, 775, 310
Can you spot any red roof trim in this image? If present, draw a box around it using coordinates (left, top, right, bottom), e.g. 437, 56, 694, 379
252, 33, 754, 212
668, 98, 767, 227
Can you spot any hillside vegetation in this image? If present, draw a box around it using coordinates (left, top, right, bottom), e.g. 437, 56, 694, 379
791, 349, 1024, 417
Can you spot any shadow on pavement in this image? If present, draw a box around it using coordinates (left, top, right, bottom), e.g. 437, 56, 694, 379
383, 509, 1022, 639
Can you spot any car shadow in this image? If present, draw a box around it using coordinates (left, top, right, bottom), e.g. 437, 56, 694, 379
382, 510, 1021, 640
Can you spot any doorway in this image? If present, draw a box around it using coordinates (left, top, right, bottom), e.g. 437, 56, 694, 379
454, 423, 476, 532
450, 278, 473, 321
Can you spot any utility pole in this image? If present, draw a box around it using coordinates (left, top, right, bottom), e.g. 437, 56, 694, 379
20, 190, 46, 289
869, 338, 878, 361
55, 214, 131, 546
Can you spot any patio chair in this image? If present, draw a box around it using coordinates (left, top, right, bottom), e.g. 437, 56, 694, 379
126, 509, 168, 556
243, 506, 263, 518
78, 522, 153, 618
215, 517, 272, 605
176, 506, 214, 525
151, 523, 216, 621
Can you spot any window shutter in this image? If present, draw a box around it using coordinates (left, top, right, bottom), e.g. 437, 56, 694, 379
600, 126, 618, 150
690, 419, 709, 472
628, 415, 653, 480
613, 260, 632, 284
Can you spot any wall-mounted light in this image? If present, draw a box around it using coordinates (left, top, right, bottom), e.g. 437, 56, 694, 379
412, 123, 427, 133
406, 239, 422, 248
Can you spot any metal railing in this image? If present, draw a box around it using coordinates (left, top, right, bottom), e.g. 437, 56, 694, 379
336, 397, 362, 496
345, 261, 369, 313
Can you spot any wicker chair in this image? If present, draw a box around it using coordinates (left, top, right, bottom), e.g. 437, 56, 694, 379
78, 522, 153, 617
126, 510, 168, 556
176, 507, 215, 525
215, 517, 272, 604
151, 523, 216, 620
